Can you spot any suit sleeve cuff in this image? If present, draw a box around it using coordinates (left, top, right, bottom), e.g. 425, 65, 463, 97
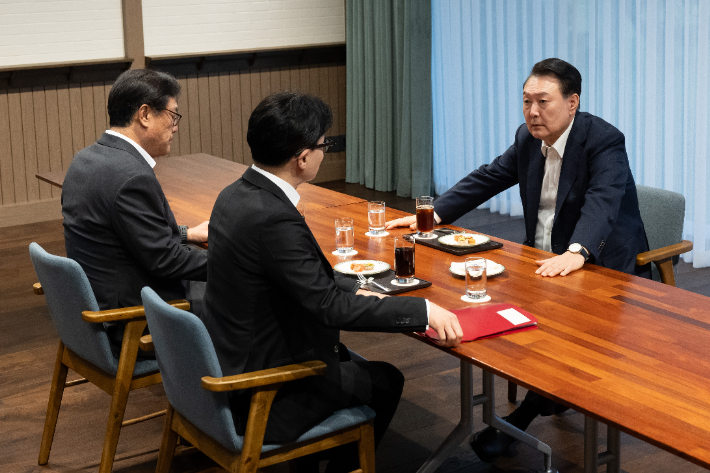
179, 225, 188, 244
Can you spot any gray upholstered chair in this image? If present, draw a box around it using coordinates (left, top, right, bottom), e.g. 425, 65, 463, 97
140, 286, 376, 473
636, 185, 693, 285
29, 242, 188, 473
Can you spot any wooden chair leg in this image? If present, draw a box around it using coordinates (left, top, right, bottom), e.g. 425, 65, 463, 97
507, 380, 517, 403
98, 320, 145, 473
357, 421, 376, 473
38, 341, 69, 465
156, 405, 178, 473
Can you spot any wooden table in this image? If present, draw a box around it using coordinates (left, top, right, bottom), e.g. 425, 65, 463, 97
305, 201, 710, 473
36, 153, 364, 227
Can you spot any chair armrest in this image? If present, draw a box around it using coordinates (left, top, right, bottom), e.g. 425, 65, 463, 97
82, 299, 191, 323
202, 360, 327, 392
33, 283, 43, 295
636, 240, 693, 266
139, 335, 154, 351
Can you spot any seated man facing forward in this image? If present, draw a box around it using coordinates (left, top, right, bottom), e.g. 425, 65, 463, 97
201, 91, 462, 472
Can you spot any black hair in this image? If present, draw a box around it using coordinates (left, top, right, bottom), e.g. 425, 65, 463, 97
524, 58, 582, 109
107, 69, 181, 127
247, 91, 333, 167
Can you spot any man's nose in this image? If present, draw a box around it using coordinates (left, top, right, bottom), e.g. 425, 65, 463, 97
529, 103, 540, 116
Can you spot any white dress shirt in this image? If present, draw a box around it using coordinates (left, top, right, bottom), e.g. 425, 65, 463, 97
534, 118, 574, 252
105, 130, 156, 168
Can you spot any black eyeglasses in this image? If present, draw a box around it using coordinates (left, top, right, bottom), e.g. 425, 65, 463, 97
163, 109, 182, 126
295, 137, 334, 156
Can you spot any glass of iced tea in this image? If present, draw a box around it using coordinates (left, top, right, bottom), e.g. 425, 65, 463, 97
394, 236, 415, 284
368, 201, 386, 235
416, 196, 435, 238
465, 257, 487, 299
335, 218, 354, 253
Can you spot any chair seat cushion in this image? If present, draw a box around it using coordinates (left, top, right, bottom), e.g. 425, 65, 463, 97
133, 358, 159, 377
252, 405, 376, 453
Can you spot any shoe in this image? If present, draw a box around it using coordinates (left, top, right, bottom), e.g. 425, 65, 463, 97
469, 426, 516, 463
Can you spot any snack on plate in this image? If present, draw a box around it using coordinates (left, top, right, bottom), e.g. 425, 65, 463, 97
454, 234, 477, 245
350, 262, 375, 272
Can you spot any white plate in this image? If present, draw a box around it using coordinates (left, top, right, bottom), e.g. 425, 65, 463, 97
438, 233, 491, 247
333, 260, 391, 276
449, 260, 505, 277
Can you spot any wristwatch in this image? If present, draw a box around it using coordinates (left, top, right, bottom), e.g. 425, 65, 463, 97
568, 243, 589, 261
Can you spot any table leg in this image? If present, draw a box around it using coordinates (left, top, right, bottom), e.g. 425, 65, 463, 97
481, 370, 556, 473
584, 417, 621, 473
416, 360, 484, 473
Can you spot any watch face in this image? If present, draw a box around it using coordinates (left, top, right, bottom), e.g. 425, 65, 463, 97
569, 243, 581, 253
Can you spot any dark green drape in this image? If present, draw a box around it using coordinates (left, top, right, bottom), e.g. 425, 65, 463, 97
346, 0, 432, 198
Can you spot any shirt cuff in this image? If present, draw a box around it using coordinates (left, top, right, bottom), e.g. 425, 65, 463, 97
425, 299, 430, 330
179, 225, 188, 244
434, 212, 442, 224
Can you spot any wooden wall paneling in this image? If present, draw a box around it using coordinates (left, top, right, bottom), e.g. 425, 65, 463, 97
300, 67, 310, 95
173, 76, 187, 155
280, 66, 290, 92
68, 84, 85, 156
197, 74, 212, 155
239, 70, 253, 165
56, 86, 74, 170
328, 64, 341, 136
186, 74, 201, 154
207, 73, 222, 158
43, 86, 62, 199
218, 72, 233, 162
228, 72, 243, 164
0, 90, 15, 205
249, 69, 262, 115
92, 82, 107, 143
31, 87, 52, 200
270, 68, 281, 95
19, 88, 40, 202
80, 83, 96, 149
337, 65, 346, 137
290, 66, 301, 92
309, 64, 322, 99
8, 90, 27, 203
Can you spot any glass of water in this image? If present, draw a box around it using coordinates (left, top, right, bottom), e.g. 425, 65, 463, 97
465, 257, 487, 299
335, 217, 354, 253
367, 201, 386, 235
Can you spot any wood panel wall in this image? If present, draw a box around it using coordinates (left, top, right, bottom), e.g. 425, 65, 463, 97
0, 62, 346, 226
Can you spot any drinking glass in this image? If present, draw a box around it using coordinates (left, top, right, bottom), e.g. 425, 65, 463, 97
416, 196, 435, 238
335, 218, 354, 253
394, 236, 415, 283
367, 201, 386, 235
465, 257, 487, 299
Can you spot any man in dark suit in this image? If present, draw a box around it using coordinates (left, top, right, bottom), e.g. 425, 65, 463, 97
62, 69, 208, 350
387, 58, 650, 462
201, 91, 462, 472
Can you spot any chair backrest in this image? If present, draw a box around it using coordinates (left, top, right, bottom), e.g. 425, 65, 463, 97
141, 286, 241, 452
636, 185, 686, 252
29, 242, 118, 374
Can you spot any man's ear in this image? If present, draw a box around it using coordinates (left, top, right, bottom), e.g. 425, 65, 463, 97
136, 104, 152, 127
569, 94, 579, 114
295, 149, 309, 170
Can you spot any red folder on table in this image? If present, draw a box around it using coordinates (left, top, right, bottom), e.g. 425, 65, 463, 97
424, 303, 538, 342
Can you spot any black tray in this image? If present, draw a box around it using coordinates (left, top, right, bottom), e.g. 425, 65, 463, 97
346, 270, 432, 295
406, 228, 503, 256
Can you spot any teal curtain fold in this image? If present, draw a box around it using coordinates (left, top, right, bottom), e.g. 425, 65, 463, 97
346, 0, 432, 198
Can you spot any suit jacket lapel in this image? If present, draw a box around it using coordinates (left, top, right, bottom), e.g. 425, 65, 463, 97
525, 139, 546, 243
554, 115, 586, 218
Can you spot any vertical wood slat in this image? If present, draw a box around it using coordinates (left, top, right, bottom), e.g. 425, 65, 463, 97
20, 88, 39, 202
218, 72, 233, 162
93, 82, 107, 142
228, 72, 243, 164
31, 87, 52, 200
174, 76, 188, 156
197, 75, 212, 155
44, 86, 62, 199
328, 65, 341, 136
0, 90, 15, 205
8, 90, 28, 204
208, 73, 222, 158
80, 84, 95, 149
239, 70, 252, 165
56, 85, 74, 171
68, 84, 84, 156
186, 74, 201, 154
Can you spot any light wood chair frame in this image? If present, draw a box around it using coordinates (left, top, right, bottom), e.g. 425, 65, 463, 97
139, 339, 376, 473
35, 282, 189, 473
507, 239, 694, 402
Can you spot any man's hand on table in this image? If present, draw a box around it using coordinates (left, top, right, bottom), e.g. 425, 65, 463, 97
187, 221, 209, 244
535, 251, 585, 277
356, 288, 387, 299
385, 216, 417, 231
428, 303, 463, 347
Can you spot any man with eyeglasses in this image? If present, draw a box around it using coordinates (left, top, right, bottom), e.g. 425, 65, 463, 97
62, 68, 208, 354
201, 91, 462, 472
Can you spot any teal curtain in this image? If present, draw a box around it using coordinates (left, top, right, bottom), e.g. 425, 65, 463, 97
346, 0, 432, 198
